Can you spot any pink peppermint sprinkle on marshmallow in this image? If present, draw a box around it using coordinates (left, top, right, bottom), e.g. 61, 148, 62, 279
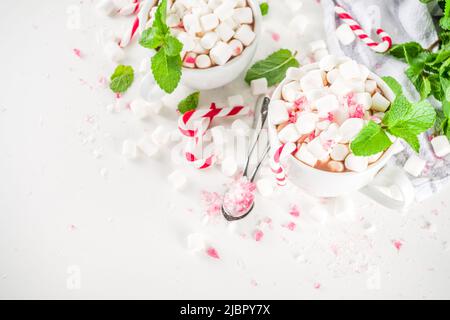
206, 247, 220, 259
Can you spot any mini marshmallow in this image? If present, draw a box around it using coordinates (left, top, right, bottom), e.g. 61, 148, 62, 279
183, 13, 202, 35
270, 100, 290, 125
368, 151, 383, 164
300, 70, 325, 92
96, 0, 117, 16
216, 23, 234, 42
222, 156, 238, 176
338, 60, 361, 80
214, 1, 235, 21
317, 120, 331, 131
167, 14, 181, 27
228, 94, 245, 107
228, 39, 243, 56
371, 92, 391, 112
177, 32, 196, 51
168, 170, 187, 190
231, 119, 250, 136
137, 135, 159, 158
278, 124, 301, 143
330, 143, 350, 161
289, 14, 309, 35
281, 81, 301, 102
130, 99, 150, 120
187, 233, 206, 253
431, 135, 450, 157
319, 55, 339, 72
309, 40, 327, 52
251, 78, 268, 96
320, 123, 342, 143
339, 118, 364, 143
295, 143, 318, 167
314, 94, 339, 117
336, 23, 356, 45
235, 0, 246, 8
330, 77, 352, 97
192, 4, 212, 16
286, 0, 303, 12
122, 140, 137, 159
104, 42, 125, 63
307, 137, 330, 161
313, 49, 329, 62
347, 80, 365, 93
208, 0, 222, 10
192, 40, 208, 54
183, 52, 197, 68
195, 54, 212, 68
200, 13, 219, 31
355, 92, 372, 110
345, 154, 368, 172
360, 65, 370, 81
234, 24, 256, 46
224, 17, 239, 30
296, 111, 319, 134
403, 154, 426, 177
328, 160, 345, 172
200, 31, 219, 49
233, 7, 253, 24
210, 41, 233, 65
256, 178, 275, 197
365, 80, 377, 95
152, 126, 171, 147
286, 67, 304, 81
326, 69, 340, 84
148, 101, 164, 114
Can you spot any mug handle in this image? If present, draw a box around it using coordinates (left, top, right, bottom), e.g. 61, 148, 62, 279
360, 165, 415, 210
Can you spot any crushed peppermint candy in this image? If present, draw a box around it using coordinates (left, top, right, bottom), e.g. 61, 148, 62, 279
223, 176, 256, 218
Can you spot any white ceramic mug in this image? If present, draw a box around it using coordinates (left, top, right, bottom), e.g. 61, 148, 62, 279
181, 0, 262, 90
268, 63, 415, 210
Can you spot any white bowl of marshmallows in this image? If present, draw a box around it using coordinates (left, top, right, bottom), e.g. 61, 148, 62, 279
142, 0, 262, 90
268, 55, 416, 207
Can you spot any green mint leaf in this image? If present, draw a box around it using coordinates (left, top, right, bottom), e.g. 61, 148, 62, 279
245, 49, 299, 87
350, 121, 393, 156
384, 95, 436, 152
382, 76, 403, 96
388, 42, 424, 64
151, 49, 182, 94
109, 65, 134, 94
164, 35, 183, 56
178, 92, 200, 114
260, 2, 269, 16
139, 26, 165, 49
153, 0, 169, 33
406, 64, 431, 99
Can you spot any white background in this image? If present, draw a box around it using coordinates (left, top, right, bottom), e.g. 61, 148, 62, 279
0, 0, 449, 299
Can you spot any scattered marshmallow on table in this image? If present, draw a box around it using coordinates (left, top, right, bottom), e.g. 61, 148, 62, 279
137, 135, 159, 158
309, 40, 327, 53
122, 140, 137, 159
168, 170, 187, 190
104, 42, 124, 63
431, 135, 450, 157
336, 23, 356, 45
96, 0, 117, 16
403, 154, 426, 177
152, 125, 171, 147
187, 233, 206, 253
130, 99, 150, 120
251, 78, 268, 96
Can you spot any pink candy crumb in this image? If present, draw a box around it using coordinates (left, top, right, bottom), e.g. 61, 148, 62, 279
73, 48, 82, 58
206, 247, 220, 259
289, 205, 300, 218
392, 240, 403, 252
253, 229, 264, 242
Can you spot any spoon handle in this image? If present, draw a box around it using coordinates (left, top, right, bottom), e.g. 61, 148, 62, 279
249, 144, 271, 183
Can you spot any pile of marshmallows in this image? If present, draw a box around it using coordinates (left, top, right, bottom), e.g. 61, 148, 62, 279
164, 0, 256, 69
271, 56, 392, 173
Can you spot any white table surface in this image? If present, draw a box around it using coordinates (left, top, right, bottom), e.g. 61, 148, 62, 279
1, 0, 450, 300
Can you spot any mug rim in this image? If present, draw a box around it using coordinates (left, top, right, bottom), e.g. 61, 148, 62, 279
269, 61, 398, 177
181, 0, 262, 74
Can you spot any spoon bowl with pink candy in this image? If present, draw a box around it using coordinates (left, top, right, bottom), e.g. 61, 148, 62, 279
268, 57, 416, 210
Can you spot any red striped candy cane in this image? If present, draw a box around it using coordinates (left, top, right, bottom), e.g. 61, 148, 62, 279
178, 104, 250, 170
116, 0, 141, 16
335, 5, 392, 53
118, 0, 156, 47
270, 142, 297, 186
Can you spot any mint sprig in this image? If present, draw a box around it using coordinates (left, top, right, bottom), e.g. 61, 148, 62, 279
245, 49, 300, 87
178, 92, 200, 114
351, 77, 436, 156
109, 65, 134, 94
139, 0, 182, 94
